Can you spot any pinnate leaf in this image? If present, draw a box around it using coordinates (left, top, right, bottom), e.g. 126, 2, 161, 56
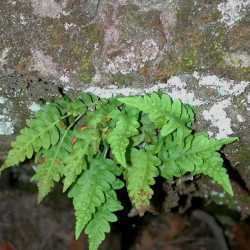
68, 156, 123, 239
107, 110, 140, 166
2, 104, 63, 170
127, 149, 160, 215
118, 93, 194, 135
86, 190, 123, 250
159, 132, 237, 195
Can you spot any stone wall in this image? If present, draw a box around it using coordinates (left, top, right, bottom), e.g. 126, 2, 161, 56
0, 0, 249, 213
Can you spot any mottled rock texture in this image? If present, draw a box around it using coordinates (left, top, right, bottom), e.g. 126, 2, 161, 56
0, 0, 249, 213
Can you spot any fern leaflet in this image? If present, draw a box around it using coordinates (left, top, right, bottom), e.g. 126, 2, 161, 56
62, 128, 101, 191
68, 156, 123, 239
2, 104, 65, 170
118, 93, 194, 135
127, 148, 160, 215
159, 132, 237, 195
107, 109, 140, 166
32, 134, 72, 202
86, 190, 122, 250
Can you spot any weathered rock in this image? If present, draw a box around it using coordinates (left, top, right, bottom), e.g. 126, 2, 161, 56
0, 0, 249, 213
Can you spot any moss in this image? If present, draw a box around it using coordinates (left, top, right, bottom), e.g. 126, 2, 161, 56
79, 52, 95, 83
82, 23, 103, 45
200, 26, 226, 68
111, 72, 144, 86
77, 24, 104, 83
45, 20, 104, 83
119, 4, 161, 41
155, 47, 200, 81
180, 47, 200, 71
46, 21, 66, 50
235, 146, 250, 163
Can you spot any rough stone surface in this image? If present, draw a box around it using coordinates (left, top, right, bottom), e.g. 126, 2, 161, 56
0, 0, 249, 213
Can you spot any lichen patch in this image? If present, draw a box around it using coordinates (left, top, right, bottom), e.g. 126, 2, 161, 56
0, 97, 7, 104
218, 0, 250, 27
202, 99, 234, 139
224, 51, 250, 68
84, 75, 204, 106
31, 0, 67, 18
29, 102, 41, 112
105, 39, 159, 75
165, 76, 204, 105
0, 114, 14, 135
198, 75, 249, 96
0, 48, 10, 69
30, 49, 59, 78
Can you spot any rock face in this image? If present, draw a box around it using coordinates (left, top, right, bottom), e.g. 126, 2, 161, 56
0, 0, 249, 213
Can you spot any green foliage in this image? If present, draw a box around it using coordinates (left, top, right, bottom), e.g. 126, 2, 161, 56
107, 108, 140, 166
159, 131, 236, 195
86, 190, 122, 250
127, 148, 160, 215
1, 92, 237, 250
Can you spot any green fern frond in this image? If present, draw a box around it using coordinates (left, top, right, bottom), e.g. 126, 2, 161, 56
118, 93, 194, 135
86, 190, 123, 250
62, 128, 101, 191
107, 109, 140, 166
32, 135, 72, 202
127, 149, 160, 214
2, 104, 65, 170
159, 132, 237, 195
1, 91, 238, 250
55, 93, 98, 116
132, 113, 157, 146
68, 156, 123, 239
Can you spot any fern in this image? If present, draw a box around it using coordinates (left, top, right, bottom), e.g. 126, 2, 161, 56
127, 148, 160, 215
118, 92, 195, 135
107, 108, 140, 166
1, 92, 238, 250
68, 156, 123, 239
86, 190, 122, 250
32, 131, 72, 202
62, 128, 101, 191
159, 131, 237, 195
2, 105, 64, 169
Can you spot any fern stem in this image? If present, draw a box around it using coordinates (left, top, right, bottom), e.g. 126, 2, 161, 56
52, 113, 84, 166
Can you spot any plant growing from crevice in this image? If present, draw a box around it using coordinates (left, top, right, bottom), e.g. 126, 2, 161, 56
0, 92, 237, 250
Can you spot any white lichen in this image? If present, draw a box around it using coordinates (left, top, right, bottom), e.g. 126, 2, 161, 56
30, 49, 59, 77
247, 94, 250, 111
202, 99, 234, 139
224, 51, 250, 68
85, 76, 203, 106
105, 39, 159, 75
20, 14, 27, 25
85, 85, 141, 98
0, 97, 7, 104
105, 47, 139, 75
31, 0, 67, 18
0, 48, 10, 68
0, 115, 14, 135
236, 114, 245, 123
60, 74, 70, 83
218, 0, 250, 27
29, 102, 41, 112
64, 22, 77, 31
192, 71, 200, 80
165, 76, 204, 105
198, 75, 249, 96
140, 39, 159, 63
66, 72, 247, 140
